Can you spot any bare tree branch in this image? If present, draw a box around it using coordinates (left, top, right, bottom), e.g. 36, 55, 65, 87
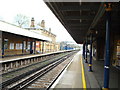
14, 14, 29, 28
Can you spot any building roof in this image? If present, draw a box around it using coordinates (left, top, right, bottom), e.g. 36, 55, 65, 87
45, 2, 119, 44
25, 26, 56, 37
25, 25, 43, 30
0, 20, 51, 41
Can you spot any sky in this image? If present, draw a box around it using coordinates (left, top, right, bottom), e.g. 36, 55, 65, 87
0, 0, 77, 43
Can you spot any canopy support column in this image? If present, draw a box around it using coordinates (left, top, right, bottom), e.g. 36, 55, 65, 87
103, 3, 112, 90
83, 42, 85, 59
42, 41, 44, 54
30, 41, 33, 54
34, 41, 36, 54
88, 34, 93, 72
85, 37, 88, 63
2, 38, 4, 58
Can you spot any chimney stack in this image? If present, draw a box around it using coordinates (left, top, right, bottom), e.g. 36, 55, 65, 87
30, 17, 35, 27
40, 20, 45, 28
49, 28, 51, 32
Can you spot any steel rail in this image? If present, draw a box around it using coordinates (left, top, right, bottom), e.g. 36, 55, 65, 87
1, 51, 77, 90
7, 52, 75, 90
1, 53, 66, 88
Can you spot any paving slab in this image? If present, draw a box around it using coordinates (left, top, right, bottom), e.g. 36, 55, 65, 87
54, 51, 83, 88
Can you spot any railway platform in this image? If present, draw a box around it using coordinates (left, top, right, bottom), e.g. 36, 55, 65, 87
0, 50, 77, 74
1, 50, 78, 90
51, 51, 120, 89
52, 51, 83, 88
0, 50, 69, 62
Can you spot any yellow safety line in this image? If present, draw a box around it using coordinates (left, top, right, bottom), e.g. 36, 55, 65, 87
80, 56, 87, 90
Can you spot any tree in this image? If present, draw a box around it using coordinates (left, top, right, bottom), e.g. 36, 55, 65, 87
14, 14, 29, 28
0, 16, 4, 21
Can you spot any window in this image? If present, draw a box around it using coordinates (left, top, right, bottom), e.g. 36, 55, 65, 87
27, 42, 30, 50
20, 43, 22, 49
116, 40, 120, 66
10, 43, 14, 49
16, 43, 19, 49
16, 43, 22, 49
23, 41, 26, 50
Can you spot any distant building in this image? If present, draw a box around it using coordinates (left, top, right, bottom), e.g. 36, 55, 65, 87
25, 17, 60, 53
0, 20, 50, 57
59, 41, 80, 50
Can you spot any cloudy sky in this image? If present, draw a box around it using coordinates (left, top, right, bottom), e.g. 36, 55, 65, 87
0, 0, 77, 43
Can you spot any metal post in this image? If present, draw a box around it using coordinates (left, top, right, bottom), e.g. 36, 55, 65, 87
10, 63, 13, 69
103, 3, 112, 90
83, 42, 85, 59
22, 41, 24, 54
30, 41, 33, 54
34, 41, 36, 54
85, 38, 88, 63
42, 41, 44, 54
89, 34, 93, 72
2, 39, 4, 58
82, 43, 84, 58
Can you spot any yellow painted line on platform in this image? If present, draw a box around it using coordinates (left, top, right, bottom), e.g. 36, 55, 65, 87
80, 56, 87, 90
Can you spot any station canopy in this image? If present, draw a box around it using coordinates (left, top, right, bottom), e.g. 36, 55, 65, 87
45, 1, 120, 44
0, 20, 52, 42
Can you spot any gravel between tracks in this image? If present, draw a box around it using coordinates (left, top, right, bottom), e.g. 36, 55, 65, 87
27, 53, 76, 89
1, 53, 70, 82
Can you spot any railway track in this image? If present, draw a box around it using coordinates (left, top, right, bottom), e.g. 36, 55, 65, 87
1, 51, 78, 90
1, 53, 66, 82
26, 54, 74, 90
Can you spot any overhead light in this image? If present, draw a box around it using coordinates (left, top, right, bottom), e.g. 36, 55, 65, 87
96, 30, 98, 34
79, 0, 82, 5
80, 19, 82, 23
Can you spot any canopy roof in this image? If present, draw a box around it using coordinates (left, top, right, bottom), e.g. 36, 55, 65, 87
0, 20, 51, 41
45, 1, 120, 44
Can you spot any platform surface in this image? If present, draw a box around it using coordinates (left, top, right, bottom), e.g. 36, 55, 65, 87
53, 51, 83, 88
0, 50, 72, 63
